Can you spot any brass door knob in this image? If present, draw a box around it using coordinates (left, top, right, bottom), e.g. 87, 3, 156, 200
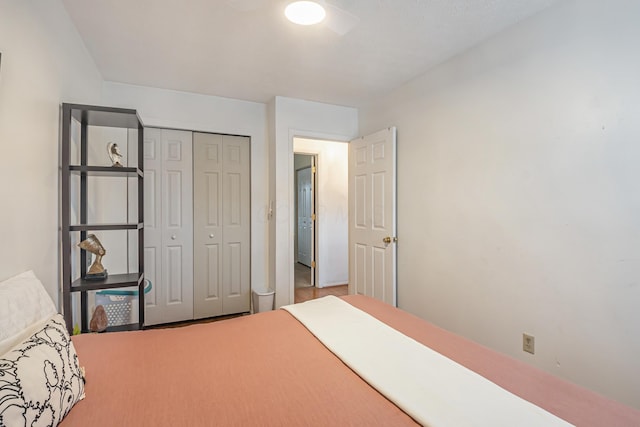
383, 236, 397, 244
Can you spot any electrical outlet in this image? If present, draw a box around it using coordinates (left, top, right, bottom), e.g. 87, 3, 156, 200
523, 333, 535, 354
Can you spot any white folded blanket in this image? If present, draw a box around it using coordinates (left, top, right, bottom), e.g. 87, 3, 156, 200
283, 296, 573, 427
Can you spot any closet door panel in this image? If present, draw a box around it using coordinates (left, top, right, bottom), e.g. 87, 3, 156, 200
193, 133, 223, 319
144, 247, 159, 306
222, 135, 251, 315
144, 128, 193, 325
160, 129, 193, 323
143, 128, 163, 326
205, 244, 221, 296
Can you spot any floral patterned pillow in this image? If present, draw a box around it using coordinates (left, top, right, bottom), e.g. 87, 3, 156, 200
0, 314, 85, 426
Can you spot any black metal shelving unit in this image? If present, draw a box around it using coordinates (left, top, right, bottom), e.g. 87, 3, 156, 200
60, 103, 144, 333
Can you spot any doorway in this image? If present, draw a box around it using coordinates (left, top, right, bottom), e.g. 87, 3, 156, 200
294, 153, 315, 289
292, 138, 348, 301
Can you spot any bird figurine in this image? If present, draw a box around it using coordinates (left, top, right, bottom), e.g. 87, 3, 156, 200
107, 142, 124, 167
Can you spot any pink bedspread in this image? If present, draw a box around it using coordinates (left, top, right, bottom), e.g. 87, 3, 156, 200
344, 295, 640, 426
61, 295, 640, 426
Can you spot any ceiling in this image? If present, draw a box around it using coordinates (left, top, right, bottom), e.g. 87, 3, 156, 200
62, 0, 559, 107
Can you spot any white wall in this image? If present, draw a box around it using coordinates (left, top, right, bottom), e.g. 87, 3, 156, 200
101, 82, 270, 294
271, 97, 358, 307
0, 0, 103, 305
359, 0, 640, 408
294, 138, 348, 287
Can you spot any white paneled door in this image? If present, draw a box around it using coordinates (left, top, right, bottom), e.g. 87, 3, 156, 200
348, 127, 397, 306
297, 167, 312, 267
144, 128, 194, 325
193, 133, 250, 319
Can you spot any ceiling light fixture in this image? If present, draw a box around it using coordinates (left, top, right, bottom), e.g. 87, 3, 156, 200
285, 1, 326, 26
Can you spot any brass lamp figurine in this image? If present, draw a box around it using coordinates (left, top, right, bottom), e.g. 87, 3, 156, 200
78, 234, 108, 280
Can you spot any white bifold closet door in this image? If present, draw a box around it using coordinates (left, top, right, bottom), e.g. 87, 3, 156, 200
144, 128, 194, 326
193, 133, 250, 319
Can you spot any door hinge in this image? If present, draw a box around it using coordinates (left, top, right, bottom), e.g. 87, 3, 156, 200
311, 261, 316, 268
311, 213, 316, 221
312, 166, 317, 174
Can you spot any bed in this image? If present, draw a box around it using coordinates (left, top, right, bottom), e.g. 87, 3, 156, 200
1, 272, 639, 426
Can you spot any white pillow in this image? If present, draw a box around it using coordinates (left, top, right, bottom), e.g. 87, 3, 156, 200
0, 313, 85, 426
0, 271, 57, 355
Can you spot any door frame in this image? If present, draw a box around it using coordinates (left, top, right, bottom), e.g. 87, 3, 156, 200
294, 154, 317, 286
287, 130, 351, 304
